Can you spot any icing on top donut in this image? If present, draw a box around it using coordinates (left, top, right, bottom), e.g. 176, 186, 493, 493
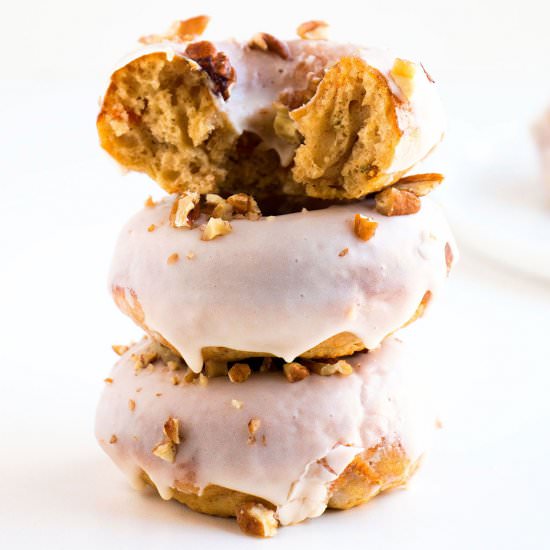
95, 326, 435, 525
109, 197, 456, 372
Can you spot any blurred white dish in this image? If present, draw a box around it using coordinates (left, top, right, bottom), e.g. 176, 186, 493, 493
445, 124, 550, 282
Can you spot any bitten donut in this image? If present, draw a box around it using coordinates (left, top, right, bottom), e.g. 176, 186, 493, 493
97, 24, 444, 200
109, 193, 456, 373
96, 327, 435, 537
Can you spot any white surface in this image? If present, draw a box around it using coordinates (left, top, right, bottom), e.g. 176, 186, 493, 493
1, 1, 550, 548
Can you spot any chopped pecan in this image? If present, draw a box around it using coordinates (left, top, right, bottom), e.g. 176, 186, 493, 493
375, 187, 421, 216
354, 214, 378, 241
297, 20, 329, 40
227, 193, 261, 220
201, 217, 232, 240
170, 192, 200, 229
152, 440, 176, 463
395, 173, 444, 196
307, 359, 353, 376
163, 417, 181, 444
248, 33, 290, 60
283, 362, 310, 383
139, 15, 210, 44
185, 42, 236, 100
228, 363, 251, 383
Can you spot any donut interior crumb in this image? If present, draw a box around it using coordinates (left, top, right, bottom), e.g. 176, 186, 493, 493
97, 46, 404, 201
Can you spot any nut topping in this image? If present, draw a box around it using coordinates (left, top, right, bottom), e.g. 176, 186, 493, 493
170, 192, 200, 229
184, 42, 236, 100
375, 187, 421, 216
139, 15, 210, 44
353, 214, 378, 241
152, 440, 176, 463
227, 193, 261, 220
307, 359, 353, 376
283, 362, 310, 383
228, 363, 251, 383
201, 217, 232, 241
394, 173, 444, 196
297, 20, 329, 40
236, 502, 278, 537
163, 416, 181, 444
248, 33, 290, 60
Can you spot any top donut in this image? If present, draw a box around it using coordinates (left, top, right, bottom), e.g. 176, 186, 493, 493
97, 17, 445, 200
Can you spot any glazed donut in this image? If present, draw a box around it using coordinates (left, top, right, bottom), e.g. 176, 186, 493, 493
97, 35, 444, 200
95, 327, 434, 536
534, 106, 550, 192
109, 194, 456, 372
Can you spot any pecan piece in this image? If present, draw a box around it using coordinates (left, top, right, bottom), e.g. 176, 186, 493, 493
375, 187, 421, 216
395, 173, 444, 196
283, 362, 310, 383
228, 363, 251, 383
248, 33, 290, 60
354, 214, 378, 241
170, 192, 200, 229
184, 42, 236, 100
297, 20, 329, 40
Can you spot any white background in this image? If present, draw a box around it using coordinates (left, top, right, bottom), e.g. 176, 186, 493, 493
1, 0, 549, 548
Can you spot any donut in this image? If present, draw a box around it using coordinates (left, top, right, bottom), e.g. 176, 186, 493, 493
95, 327, 435, 536
534, 106, 550, 192
97, 33, 444, 200
109, 193, 456, 373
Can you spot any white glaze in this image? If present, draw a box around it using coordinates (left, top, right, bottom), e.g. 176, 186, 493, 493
95, 324, 435, 525
112, 39, 445, 171
109, 197, 456, 372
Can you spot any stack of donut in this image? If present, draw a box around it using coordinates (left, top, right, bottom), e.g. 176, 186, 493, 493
95, 16, 457, 537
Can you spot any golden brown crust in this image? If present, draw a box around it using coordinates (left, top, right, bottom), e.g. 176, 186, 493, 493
142, 442, 416, 533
